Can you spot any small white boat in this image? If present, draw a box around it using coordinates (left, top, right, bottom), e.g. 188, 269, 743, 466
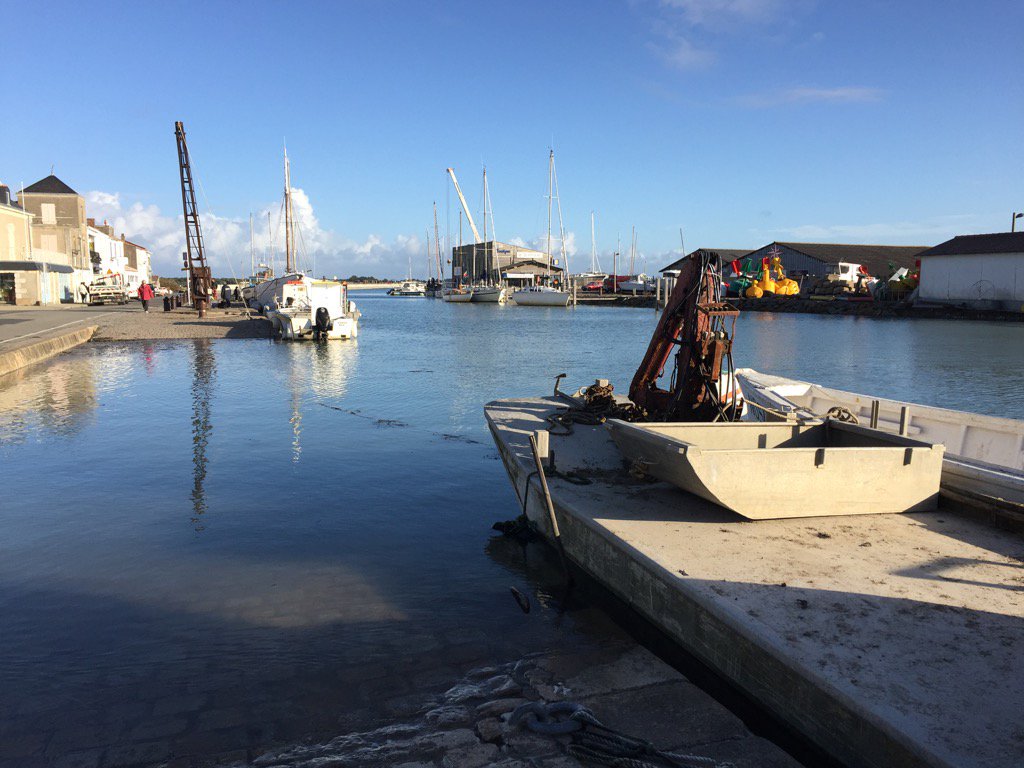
266, 277, 359, 340
511, 285, 570, 306
737, 368, 1024, 507
443, 287, 473, 303
607, 419, 944, 519
469, 285, 505, 303
619, 274, 655, 293
390, 280, 426, 297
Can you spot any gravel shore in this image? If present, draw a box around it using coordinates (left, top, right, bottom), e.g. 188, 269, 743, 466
91, 306, 272, 341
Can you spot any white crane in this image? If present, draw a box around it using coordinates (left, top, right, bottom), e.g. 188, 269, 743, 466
446, 167, 482, 243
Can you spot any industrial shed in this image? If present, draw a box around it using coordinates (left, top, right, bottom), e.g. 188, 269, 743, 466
743, 242, 928, 278
659, 248, 753, 273
917, 232, 1024, 311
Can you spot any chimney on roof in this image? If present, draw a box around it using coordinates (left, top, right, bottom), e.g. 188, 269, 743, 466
87, 217, 95, 226
0, 184, 10, 207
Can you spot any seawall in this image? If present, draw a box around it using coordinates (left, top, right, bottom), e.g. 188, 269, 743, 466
0, 325, 98, 378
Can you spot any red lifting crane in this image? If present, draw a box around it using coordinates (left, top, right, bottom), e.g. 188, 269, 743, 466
174, 121, 212, 317
629, 250, 740, 422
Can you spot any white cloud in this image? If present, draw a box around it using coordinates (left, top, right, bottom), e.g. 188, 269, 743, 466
648, 32, 717, 70
659, 0, 785, 26
739, 86, 885, 107
757, 214, 979, 245
647, 0, 809, 71
84, 189, 424, 279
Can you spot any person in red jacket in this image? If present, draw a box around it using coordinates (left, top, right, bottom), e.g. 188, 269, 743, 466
137, 282, 155, 313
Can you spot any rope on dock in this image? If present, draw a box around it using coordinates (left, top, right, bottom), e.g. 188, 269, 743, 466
511, 701, 735, 768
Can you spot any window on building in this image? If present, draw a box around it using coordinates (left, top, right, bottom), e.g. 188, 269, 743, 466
6, 224, 15, 257
41, 234, 58, 252
41, 203, 56, 225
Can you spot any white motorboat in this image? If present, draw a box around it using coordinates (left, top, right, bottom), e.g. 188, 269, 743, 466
469, 285, 505, 303
619, 274, 655, 293
737, 368, 1024, 507
266, 277, 359, 340
511, 285, 570, 306
390, 280, 426, 297
258, 149, 359, 340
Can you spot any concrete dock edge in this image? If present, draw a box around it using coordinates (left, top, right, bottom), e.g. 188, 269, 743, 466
487, 417, 956, 768
0, 325, 98, 378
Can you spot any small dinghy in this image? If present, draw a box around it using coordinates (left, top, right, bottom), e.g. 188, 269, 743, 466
607, 419, 944, 519
737, 368, 1024, 508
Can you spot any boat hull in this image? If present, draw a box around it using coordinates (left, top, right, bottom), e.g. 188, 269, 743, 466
607, 419, 943, 519
469, 287, 504, 303
737, 368, 1024, 507
443, 290, 473, 303
511, 289, 570, 307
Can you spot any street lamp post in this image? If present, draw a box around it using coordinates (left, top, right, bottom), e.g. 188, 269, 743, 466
1013, 212, 1023, 232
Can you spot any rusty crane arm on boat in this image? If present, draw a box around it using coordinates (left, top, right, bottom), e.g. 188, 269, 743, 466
628, 250, 739, 422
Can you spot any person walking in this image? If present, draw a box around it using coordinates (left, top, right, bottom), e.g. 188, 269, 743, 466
137, 282, 155, 313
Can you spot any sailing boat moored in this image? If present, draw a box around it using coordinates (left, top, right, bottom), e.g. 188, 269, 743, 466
512, 150, 570, 307
259, 148, 361, 339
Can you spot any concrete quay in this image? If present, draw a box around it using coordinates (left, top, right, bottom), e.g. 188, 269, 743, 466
485, 397, 1024, 768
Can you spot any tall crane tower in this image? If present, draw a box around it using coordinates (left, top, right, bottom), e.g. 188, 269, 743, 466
174, 121, 212, 317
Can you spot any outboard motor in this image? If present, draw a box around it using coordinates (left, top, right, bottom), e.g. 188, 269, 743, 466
314, 307, 332, 339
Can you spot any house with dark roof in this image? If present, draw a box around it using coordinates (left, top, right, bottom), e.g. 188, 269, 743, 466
0, 181, 74, 305
917, 232, 1024, 310
659, 248, 754, 274
18, 174, 92, 301
742, 242, 928, 279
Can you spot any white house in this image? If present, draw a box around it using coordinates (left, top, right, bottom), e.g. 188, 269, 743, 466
87, 220, 127, 281
917, 232, 1024, 311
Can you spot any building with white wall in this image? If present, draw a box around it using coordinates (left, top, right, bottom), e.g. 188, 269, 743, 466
917, 232, 1024, 311
87, 220, 127, 278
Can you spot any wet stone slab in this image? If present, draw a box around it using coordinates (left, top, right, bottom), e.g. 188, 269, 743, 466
241, 646, 803, 768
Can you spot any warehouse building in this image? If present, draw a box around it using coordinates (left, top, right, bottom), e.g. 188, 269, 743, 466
742, 242, 928, 279
917, 232, 1024, 311
659, 248, 754, 274
451, 240, 553, 285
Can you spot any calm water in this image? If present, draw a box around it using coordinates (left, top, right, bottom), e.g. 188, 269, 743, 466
2, 294, 1023, 762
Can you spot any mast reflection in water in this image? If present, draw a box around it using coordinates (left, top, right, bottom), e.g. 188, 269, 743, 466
190, 339, 215, 531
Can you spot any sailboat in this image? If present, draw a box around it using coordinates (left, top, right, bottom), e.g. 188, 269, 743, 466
512, 150, 571, 307
258, 148, 360, 339
469, 167, 505, 303
443, 209, 472, 302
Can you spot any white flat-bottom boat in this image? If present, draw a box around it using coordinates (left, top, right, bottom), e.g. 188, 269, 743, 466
511, 286, 570, 306
737, 368, 1024, 508
607, 419, 943, 519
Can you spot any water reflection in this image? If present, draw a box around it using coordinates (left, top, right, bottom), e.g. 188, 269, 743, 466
190, 339, 215, 530
0, 355, 100, 443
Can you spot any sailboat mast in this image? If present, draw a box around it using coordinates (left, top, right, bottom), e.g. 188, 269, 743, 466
283, 148, 294, 273
629, 226, 636, 274
433, 201, 443, 280
249, 212, 255, 279
546, 150, 553, 277
482, 167, 488, 285
591, 211, 597, 273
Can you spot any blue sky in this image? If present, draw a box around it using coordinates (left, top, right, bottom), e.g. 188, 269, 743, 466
2, 0, 1021, 278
